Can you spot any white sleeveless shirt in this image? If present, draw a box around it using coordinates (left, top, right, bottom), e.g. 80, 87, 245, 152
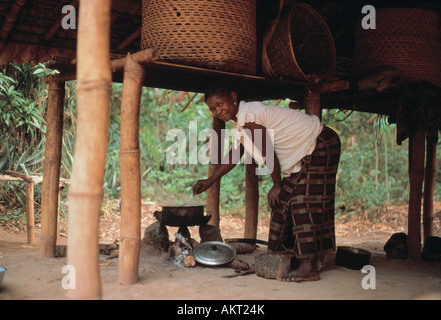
233, 101, 323, 176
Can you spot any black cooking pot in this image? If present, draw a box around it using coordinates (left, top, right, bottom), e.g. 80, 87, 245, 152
154, 205, 211, 227
335, 246, 371, 270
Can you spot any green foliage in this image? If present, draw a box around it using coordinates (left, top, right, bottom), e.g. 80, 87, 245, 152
2, 62, 441, 224
322, 110, 415, 216
0, 63, 53, 223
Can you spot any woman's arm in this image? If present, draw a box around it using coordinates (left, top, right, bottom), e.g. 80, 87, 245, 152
193, 143, 244, 195
242, 122, 282, 210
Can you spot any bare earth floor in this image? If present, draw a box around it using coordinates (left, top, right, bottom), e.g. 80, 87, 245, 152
1, 202, 441, 300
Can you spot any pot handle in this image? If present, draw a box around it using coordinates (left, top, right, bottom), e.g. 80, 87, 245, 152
200, 215, 212, 226
153, 210, 162, 221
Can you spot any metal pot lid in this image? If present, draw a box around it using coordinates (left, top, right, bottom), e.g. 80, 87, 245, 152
192, 241, 236, 266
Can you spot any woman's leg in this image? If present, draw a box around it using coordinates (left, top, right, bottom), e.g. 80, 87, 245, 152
278, 126, 341, 282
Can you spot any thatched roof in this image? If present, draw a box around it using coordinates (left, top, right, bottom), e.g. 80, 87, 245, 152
0, 0, 142, 66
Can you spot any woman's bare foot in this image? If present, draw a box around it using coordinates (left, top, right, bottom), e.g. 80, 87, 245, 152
276, 259, 320, 282
277, 270, 320, 282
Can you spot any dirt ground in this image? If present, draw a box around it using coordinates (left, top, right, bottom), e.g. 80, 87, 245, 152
1, 201, 441, 300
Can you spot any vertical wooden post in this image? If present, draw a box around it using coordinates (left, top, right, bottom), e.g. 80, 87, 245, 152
25, 181, 35, 244
67, 0, 112, 299
57, 187, 61, 244
206, 117, 224, 228
244, 159, 259, 239
304, 85, 322, 120
118, 54, 145, 286
408, 126, 425, 260
40, 81, 64, 257
423, 134, 437, 242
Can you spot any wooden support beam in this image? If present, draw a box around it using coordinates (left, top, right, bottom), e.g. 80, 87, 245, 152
118, 53, 145, 286
45, 48, 158, 84
40, 81, 65, 258
407, 126, 425, 260
304, 85, 321, 120
320, 80, 349, 94
206, 117, 225, 228
244, 160, 259, 239
423, 134, 437, 243
25, 182, 35, 244
67, 0, 112, 300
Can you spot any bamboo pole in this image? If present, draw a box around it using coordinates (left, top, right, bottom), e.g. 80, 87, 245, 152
40, 81, 65, 258
67, 0, 112, 300
304, 85, 322, 120
25, 182, 35, 244
407, 126, 425, 260
423, 134, 437, 242
206, 117, 225, 228
118, 53, 145, 285
244, 160, 259, 239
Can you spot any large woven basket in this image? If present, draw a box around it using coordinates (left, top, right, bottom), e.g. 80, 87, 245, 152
262, 3, 336, 82
141, 0, 256, 75
353, 8, 441, 88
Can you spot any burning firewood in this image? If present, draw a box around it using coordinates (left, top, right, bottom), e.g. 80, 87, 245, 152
184, 254, 196, 268
225, 258, 251, 271
189, 238, 199, 248
228, 242, 258, 254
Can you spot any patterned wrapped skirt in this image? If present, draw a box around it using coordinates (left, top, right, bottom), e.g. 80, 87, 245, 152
268, 126, 341, 262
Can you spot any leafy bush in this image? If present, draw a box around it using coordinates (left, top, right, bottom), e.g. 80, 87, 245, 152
0, 63, 53, 223
2, 63, 441, 224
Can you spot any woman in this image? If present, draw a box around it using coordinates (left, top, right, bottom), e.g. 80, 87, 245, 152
193, 85, 341, 282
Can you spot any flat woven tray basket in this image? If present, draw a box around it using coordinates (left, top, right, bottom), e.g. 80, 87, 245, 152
353, 8, 441, 87
141, 0, 256, 75
262, 3, 336, 82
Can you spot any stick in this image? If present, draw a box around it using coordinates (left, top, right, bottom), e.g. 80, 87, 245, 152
180, 92, 198, 112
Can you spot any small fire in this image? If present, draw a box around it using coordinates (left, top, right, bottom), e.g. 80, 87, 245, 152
167, 232, 192, 267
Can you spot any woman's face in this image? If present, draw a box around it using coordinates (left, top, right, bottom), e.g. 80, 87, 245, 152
206, 91, 238, 122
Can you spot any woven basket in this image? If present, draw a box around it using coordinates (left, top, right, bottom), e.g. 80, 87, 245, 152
262, 3, 336, 82
141, 0, 256, 75
353, 8, 441, 87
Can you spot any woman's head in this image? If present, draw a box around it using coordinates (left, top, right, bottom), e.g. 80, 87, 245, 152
204, 84, 239, 122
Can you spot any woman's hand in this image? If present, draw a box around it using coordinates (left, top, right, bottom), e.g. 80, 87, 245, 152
267, 184, 282, 211
193, 179, 213, 195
